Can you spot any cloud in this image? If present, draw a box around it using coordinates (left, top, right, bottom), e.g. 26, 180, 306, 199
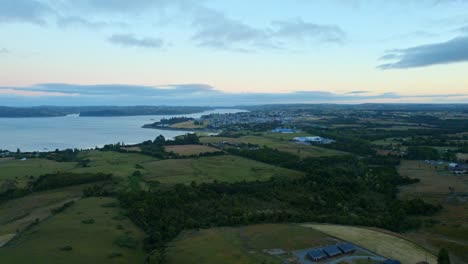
378, 35, 468, 69
0, 0, 52, 25
191, 10, 346, 52
56, 16, 111, 29
108, 34, 164, 49
0, 48, 9, 55
272, 19, 347, 44
1, 83, 467, 106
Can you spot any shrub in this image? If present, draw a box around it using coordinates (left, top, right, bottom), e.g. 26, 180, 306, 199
114, 235, 139, 249
81, 218, 95, 224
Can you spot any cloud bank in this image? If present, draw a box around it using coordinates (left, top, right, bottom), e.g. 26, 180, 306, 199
379, 35, 468, 69
0, 83, 466, 106
108, 34, 164, 49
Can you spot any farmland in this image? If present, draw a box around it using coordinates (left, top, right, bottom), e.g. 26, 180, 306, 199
397, 160, 468, 263
164, 144, 220, 156
143, 155, 304, 184
0, 197, 146, 264
165, 224, 334, 264
200, 135, 346, 158
303, 224, 437, 264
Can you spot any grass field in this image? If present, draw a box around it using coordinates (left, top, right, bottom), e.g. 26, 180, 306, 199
72, 150, 155, 178
170, 120, 207, 129
164, 144, 220, 156
200, 135, 346, 158
0, 184, 101, 243
0, 158, 77, 188
456, 152, 468, 162
398, 160, 468, 197
397, 160, 468, 263
0, 197, 146, 264
143, 155, 304, 184
166, 224, 334, 264
303, 224, 437, 264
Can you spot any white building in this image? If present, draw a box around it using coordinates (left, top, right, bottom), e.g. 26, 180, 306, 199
293, 136, 334, 144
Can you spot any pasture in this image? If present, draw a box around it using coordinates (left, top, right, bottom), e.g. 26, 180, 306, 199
303, 224, 437, 264
166, 224, 333, 264
143, 155, 304, 184
0, 197, 146, 264
200, 135, 346, 158
72, 150, 155, 178
0, 184, 101, 244
397, 160, 468, 263
164, 144, 220, 156
0, 158, 76, 188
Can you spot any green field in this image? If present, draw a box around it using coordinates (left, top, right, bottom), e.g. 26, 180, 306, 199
397, 160, 468, 263
166, 224, 333, 264
0, 184, 91, 239
72, 150, 156, 178
143, 155, 304, 184
303, 224, 437, 264
164, 144, 220, 156
200, 135, 346, 158
0, 158, 77, 188
0, 197, 146, 264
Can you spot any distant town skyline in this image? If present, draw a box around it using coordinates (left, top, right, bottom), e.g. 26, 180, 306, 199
1, 0, 467, 105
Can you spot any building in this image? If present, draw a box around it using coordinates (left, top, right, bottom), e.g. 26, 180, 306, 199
293, 136, 335, 144
272, 128, 295, 133
322, 245, 342, 257
307, 250, 327, 261
449, 163, 468, 174
337, 243, 356, 254
383, 260, 401, 264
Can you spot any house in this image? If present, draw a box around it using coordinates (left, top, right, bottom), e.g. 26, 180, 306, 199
307, 250, 327, 261
322, 245, 342, 257
272, 128, 295, 133
337, 243, 356, 254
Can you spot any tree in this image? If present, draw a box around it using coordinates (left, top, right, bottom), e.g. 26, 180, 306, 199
437, 248, 450, 264
153, 135, 166, 146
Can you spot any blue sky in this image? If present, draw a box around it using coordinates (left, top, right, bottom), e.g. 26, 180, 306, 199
0, 0, 467, 106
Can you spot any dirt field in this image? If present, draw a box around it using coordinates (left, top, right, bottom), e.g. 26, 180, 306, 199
165, 144, 220, 156
303, 224, 437, 264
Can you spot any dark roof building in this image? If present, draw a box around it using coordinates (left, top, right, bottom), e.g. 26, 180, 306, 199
337, 243, 356, 254
307, 250, 327, 261
323, 245, 342, 257
383, 260, 402, 264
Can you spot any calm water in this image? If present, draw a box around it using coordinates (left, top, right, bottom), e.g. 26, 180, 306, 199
0, 109, 244, 152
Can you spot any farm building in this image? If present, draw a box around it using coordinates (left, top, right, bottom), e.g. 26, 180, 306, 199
272, 128, 296, 133
383, 260, 401, 264
293, 136, 334, 144
337, 243, 356, 254
307, 249, 327, 261
322, 245, 342, 257
449, 163, 468, 174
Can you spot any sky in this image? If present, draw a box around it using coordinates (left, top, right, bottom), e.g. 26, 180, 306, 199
0, 0, 468, 106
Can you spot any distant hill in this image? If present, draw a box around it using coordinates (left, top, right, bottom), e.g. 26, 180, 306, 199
0, 106, 212, 117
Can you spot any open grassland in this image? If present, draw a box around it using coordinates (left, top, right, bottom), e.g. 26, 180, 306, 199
164, 144, 220, 156
0, 158, 77, 188
143, 155, 304, 184
456, 152, 468, 162
72, 150, 155, 178
397, 160, 468, 263
398, 160, 468, 197
0, 184, 99, 244
170, 120, 207, 129
0, 197, 146, 264
166, 224, 334, 264
200, 135, 346, 158
303, 224, 437, 264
